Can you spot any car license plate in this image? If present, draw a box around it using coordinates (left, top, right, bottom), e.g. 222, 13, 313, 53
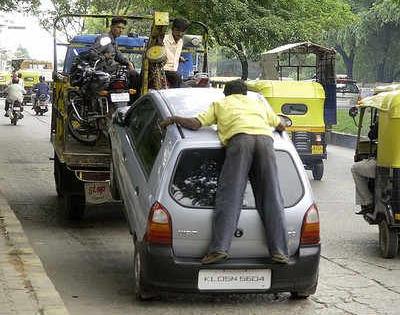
84, 182, 112, 204
111, 93, 129, 103
198, 269, 271, 291
311, 145, 323, 154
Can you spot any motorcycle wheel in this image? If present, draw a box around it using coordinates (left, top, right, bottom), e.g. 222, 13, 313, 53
11, 116, 17, 125
67, 106, 100, 145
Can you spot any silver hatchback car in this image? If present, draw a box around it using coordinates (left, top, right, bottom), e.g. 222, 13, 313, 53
109, 88, 320, 300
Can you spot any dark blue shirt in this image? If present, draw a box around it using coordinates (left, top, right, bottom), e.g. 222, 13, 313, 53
35, 82, 50, 97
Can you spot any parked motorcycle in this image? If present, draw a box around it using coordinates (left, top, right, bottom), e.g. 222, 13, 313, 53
68, 59, 131, 145
7, 100, 24, 125
33, 94, 49, 115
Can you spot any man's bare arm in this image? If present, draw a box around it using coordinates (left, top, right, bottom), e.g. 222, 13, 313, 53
160, 116, 201, 130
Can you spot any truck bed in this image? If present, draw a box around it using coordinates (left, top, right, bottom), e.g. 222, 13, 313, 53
52, 133, 111, 170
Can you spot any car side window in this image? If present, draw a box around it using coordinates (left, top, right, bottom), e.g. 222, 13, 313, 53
126, 98, 163, 176
137, 113, 163, 175
127, 99, 155, 145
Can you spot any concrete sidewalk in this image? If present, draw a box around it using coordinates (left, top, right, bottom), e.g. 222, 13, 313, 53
0, 189, 69, 315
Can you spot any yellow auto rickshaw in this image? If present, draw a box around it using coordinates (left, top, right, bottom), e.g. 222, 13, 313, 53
0, 71, 11, 96
247, 80, 326, 180
349, 89, 400, 258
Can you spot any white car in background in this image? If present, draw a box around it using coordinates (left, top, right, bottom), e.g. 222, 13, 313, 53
336, 75, 361, 108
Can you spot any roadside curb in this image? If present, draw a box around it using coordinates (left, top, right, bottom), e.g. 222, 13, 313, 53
0, 190, 70, 315
327, 131, 357, 149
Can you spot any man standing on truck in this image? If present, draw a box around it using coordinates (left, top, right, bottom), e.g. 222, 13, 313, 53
86, 17, 139, 90
161, 79, 290, 265
163, 18, 190, 88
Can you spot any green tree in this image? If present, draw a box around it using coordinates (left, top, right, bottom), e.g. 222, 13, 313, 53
149, 0, 352, 79
0, 0, 39, 12
359, 0, 400, 81
327, 0, 400, 82
41, 0, 352, 79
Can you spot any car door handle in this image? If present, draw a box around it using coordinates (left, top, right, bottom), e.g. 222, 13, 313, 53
134, 186, 140, 196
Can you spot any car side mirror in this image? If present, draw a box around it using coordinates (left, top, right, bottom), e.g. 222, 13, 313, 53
348, 106, 358, 118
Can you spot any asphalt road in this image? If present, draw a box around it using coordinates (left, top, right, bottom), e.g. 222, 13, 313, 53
0, 102, 399, 315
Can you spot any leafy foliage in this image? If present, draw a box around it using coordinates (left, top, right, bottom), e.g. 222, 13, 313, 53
0, 0, 39, 12
328, 0, 400, 82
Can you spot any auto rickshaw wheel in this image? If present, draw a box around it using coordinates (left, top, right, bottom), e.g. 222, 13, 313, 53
378, 220, 398, 258
312, 161, 324, 180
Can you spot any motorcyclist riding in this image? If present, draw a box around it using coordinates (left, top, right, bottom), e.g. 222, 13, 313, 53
32, 75, 50, 109
4, 77, 25, 117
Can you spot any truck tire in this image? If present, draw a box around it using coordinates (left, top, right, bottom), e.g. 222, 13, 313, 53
53, 153, 63, 197
64, 194, 85, 220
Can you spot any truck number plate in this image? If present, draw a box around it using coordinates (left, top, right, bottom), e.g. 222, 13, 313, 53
111, 93, 129, 103
198, 269, 271, 291
84, 182, 112, 204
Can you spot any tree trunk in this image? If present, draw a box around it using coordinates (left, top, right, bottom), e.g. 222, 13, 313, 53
235, 43, 248, 80
376, 62, 386, 83
335, 44, 354, 78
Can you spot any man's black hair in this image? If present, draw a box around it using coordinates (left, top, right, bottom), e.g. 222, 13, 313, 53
172, 17, 190, 31
223, 79, 247, 96
111, 17, 127, 26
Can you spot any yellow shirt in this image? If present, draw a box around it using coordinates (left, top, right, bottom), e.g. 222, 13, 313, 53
163, 32, 183, 72
197, 94, 281, 146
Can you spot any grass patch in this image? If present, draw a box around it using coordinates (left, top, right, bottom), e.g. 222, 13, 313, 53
332, 108, 370, 136
332, 108, 358, 135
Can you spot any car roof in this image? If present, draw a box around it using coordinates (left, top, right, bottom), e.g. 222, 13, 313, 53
154, 88, 293, 149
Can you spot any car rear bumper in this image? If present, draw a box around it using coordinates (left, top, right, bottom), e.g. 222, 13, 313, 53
140, 243, 320, 294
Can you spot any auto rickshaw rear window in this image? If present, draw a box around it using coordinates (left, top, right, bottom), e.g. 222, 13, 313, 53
281, 103, 308, 115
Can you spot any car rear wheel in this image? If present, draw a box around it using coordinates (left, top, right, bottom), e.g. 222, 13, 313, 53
291, 273, 318, 299
379, 220, 398, 258
312, 161, 324, 181
133, 241, 159, 301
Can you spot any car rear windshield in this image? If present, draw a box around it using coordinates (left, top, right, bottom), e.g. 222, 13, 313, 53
170, 148, 304, 209
336, 82, 359, 94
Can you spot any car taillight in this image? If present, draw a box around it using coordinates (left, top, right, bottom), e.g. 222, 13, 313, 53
300, 203, 320, 245
111, 80, 126, 90
315, 134, 322, 144
144, 202, 172, 245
